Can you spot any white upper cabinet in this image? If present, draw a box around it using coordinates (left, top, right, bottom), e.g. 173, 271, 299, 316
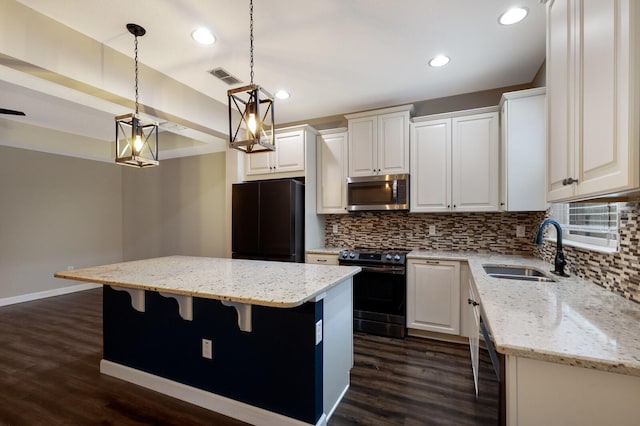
499, 88, 547, 211
316, 128, 348, 214
547, 0, 640, 202
410, 118, 452, 212
411, 107, 500, 213
452, 112, 500, 212
244, 125, 315, 180
346, 105, 413, 177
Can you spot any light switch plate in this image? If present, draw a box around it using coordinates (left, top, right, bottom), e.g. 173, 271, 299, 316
202, 338, 213, 359
429, 225, 436, 236
516, 226, 526, 238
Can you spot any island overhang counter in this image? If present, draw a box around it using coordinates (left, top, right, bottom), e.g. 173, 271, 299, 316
55, 256, 361, 426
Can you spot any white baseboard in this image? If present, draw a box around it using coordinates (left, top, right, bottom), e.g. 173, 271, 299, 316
100, 360, 327, 426
325, 382, 349, 421
0, 283, 101, 307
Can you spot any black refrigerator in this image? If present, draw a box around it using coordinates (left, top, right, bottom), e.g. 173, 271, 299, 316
232, 179, 305, 263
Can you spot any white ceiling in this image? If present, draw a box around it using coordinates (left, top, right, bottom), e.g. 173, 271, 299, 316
0, 0, 546, 161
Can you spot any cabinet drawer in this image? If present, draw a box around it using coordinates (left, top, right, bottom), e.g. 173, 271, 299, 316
306, 253, 338, 265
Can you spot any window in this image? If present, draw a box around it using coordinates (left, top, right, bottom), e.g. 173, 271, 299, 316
548, 202, 619, 251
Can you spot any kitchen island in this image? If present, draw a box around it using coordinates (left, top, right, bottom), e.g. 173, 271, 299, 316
54, 256, 361, 426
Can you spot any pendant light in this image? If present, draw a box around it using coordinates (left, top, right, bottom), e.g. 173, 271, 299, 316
228, 0, 275, 154
115, 23, 159, 167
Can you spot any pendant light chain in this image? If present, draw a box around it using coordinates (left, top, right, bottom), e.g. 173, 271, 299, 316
134, 34, 140, 116
249, 0, 254, 85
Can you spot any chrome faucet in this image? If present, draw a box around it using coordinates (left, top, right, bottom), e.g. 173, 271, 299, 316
533, 219, 569, 277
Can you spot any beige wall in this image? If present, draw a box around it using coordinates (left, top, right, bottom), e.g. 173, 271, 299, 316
0, 145, 123, 299
122, 152, 227, 260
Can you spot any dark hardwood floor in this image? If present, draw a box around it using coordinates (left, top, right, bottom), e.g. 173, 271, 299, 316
329, 334, 499, 425
0, 289, 498, 425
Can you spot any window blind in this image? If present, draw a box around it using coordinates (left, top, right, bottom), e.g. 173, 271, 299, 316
548, 202, 618, 249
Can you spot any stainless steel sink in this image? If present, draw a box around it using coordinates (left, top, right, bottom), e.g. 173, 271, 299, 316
482, 265, 556, 282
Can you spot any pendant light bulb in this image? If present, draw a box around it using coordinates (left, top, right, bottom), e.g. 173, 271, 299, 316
133, 133, 143, 153
247, 113, 258, 135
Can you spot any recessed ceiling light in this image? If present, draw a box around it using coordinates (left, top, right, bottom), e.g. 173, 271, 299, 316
191, 28, 215, 45
499, 7, 528, 25
428, 55, 450, 67
275, 90, 290, 100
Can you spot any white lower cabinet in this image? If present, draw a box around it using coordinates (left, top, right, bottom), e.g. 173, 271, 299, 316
406, 259, 460, 335
305, 253, 339, 265
467, 275, 480, 398
506, 355, 640, 426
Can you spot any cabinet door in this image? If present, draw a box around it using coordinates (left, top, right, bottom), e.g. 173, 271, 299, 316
452, 112, 499, 212
468, 278, 480, 398
407, 259, 460, 335
273, 130, 305, 173
378, 111, 409, 174
546, 0, 575, 202
576, 0, 630, 196
317, 131, 348, 214
501, 92, 547, 211
245, 151, 273, 175
410, 119, 451, 212
348, 116, 377, 176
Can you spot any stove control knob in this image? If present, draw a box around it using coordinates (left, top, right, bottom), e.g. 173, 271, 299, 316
341, 252, 348, 258
386, 254, 392, 261
394, 254, 401, 261
349, 252, 356, 258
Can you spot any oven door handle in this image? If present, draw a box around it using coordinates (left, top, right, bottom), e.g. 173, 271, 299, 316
358, 265, 406, 275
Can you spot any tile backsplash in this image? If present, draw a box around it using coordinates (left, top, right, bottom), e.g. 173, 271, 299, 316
324, 205, 640, 303
324, 211, 546, 254
536, 202, 640, 303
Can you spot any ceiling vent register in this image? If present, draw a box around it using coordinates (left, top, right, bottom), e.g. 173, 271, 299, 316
209, 68, 242, 85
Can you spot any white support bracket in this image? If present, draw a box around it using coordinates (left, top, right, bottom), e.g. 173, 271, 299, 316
159, 292, 193, 321
221, 300, 252, 332
111, 286, 145, 312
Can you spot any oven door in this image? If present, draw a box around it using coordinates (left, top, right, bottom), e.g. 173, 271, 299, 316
351, 265, 406, 338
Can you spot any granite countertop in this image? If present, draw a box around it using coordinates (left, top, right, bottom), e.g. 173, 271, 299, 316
54, 255, 361, 308
408, 251, 640, 376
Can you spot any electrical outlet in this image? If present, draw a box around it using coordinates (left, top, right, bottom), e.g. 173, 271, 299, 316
67, 265, 74, 270
516, 226, 526, 238
202, 338, 213, 359
332, 224, 338, 234
429, 225, 436, 236
315, 320, 323, 345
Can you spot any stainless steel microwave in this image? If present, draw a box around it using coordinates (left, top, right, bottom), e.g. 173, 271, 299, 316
346, 174, 409, 211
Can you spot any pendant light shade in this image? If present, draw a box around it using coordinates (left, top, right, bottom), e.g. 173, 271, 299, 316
115, 23, 159, 167
115, 113, 159, 167
228, 0, 275, 154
